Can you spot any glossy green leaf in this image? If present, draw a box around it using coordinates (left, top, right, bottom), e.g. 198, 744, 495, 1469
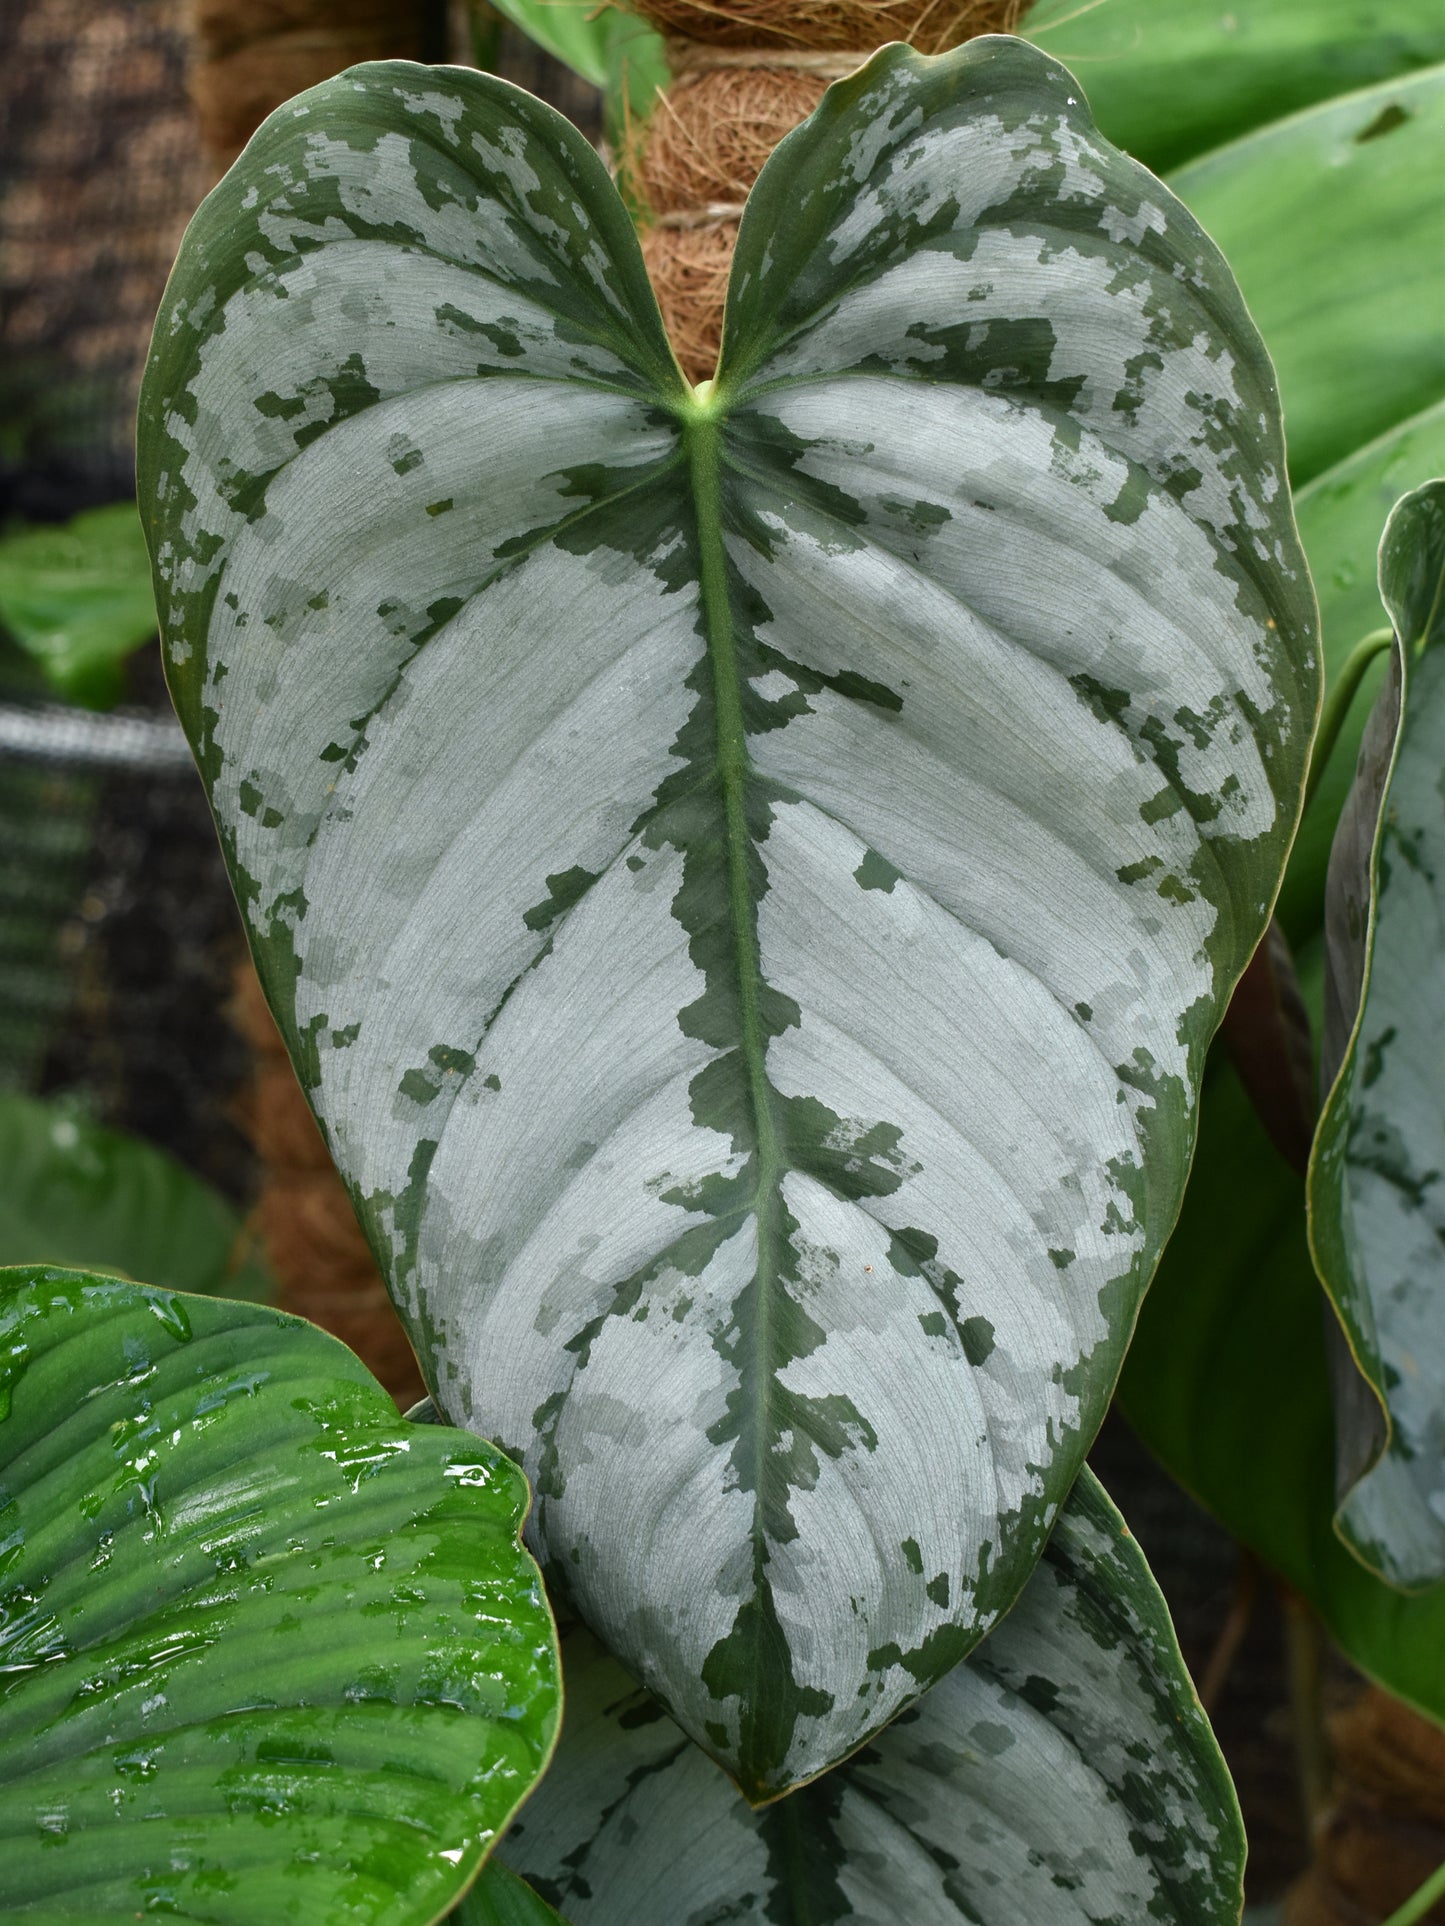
1165, 64, 1445, 486
484, 0, 667, 132
138, 43, 1316, 1798
453, 1864, 568, 1926
1280, 400, 1445, 941
1118, 1022, 1445, 1730
494, 1471, 1243, 1925
0, 1264, 559, 1924
0, 504, 157, 709
1309, 481, 1445, 1587
1022, 0, 1445, 175
0, 1093, 271, 1303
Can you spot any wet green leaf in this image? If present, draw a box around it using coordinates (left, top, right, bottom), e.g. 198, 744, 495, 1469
0, 1094, 271, 1303
494, 1472, 1243, 1925
1165, 64, 1445, 485
138, 44, 1316, 1798
1280, 400, 1445, 941
1309, 481, 1445, 1587
0, 504, 157, 709
0, 1265, 559, 1923
1022, 0, 1445, 174
1119, 1017, 1445, 1730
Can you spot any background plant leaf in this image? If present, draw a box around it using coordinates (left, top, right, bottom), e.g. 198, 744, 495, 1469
493, 1470, 1243, 1925
1162, 63, 1445, 488
0, 1264, 559, 1924
0, 503, 157, 709
1118, 1000, 1445, 1730
139, 43, 1316, 1798
1021, 0, 1445, 174
478, 0, 668, 143
1280, 400, 1445, 941
453, 1864, 569, 1926
1308, 480, 1445, 1587
0, 1092, 272, 1302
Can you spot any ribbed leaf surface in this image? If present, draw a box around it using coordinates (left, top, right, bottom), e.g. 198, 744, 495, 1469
1310, 481, 1445, 1586
138, 41, 1317, 1796
496, 1472, 1243, 1925
0, 1266, 558, 1923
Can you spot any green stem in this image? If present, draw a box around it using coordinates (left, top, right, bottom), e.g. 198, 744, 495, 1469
1383, 1858, 1445, 1926
1304, 627, 1394, 816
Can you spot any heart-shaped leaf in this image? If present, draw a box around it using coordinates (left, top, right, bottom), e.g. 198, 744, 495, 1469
0, 1265, 559, 1923
1309, 480, 1445, 1587
138, 42, 1317, 1796
493, 1470, 1243, 1924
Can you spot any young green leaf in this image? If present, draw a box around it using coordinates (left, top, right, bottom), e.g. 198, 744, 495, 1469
1022, 0, 1445, 175
484, 0, 668, 135
138, 42, 1317, 1797
1119, 1010, 1445, 1731
493, 1470, 1243, 1925
0, 1265, 559, 1923
1165, 64, 1445, 486
1280, 399, 1445, 941
0, 504, 157, 710
1309, 480, 1445, 1588
0, 1093, 272, 1302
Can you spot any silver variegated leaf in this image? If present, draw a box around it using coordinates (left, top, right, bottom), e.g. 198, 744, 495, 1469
138, 41, 1317, 1796
1310, 479, 1445, 1587
494, 1470, 1243, 1925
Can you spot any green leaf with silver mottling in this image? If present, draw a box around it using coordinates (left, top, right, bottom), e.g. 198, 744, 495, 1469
1280, 400, 1445, 943
1166, 64, 1445, 487
453, 1863, 569, 1926
138, 42, 1317, 1798
1021, 0, 1445, 175
0, 504, 157, 710
1119, 1008, 1445, 1730
0, 1093, 272, 1303
1309, 482, 1445, 1588
0, 1264, 559, 1923
494, 1470, 1243, 1925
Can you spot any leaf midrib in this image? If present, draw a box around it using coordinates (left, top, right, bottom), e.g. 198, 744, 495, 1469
686, 410, 784, 1526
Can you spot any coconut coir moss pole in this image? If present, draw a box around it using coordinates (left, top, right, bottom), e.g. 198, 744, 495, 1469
627, 0, 1022, 380
187, 0, 448, 174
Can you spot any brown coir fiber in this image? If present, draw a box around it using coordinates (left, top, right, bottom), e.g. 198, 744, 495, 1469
231, 962, 425, 1410
632, 66, 830, 380
1283, 1687, 1445, 1925
632, 66, 828, 213
628, 0, 1021, 52
186, 0, 445, 173
642, 218, 735, 383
